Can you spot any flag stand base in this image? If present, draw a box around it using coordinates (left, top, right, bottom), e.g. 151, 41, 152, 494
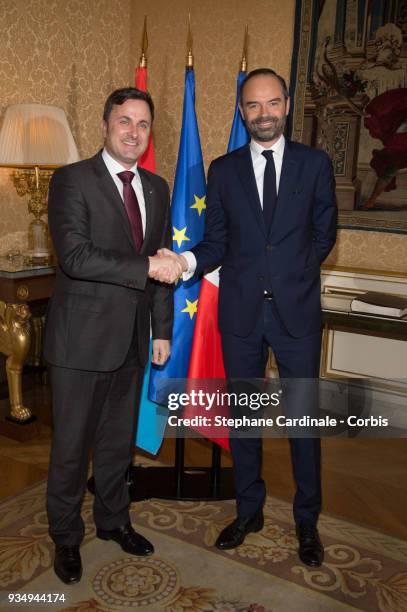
127, 465, 235, 501
87, 439, 235, 502
130, 438, 234, 501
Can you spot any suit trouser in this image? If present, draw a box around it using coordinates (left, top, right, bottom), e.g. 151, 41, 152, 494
46, 347, 144, 546
221, 298, 322, 525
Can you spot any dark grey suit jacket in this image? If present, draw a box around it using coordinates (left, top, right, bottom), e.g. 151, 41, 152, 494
44, 151, 173, 371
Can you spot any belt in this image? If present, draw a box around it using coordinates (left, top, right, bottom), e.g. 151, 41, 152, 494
264, 292, 273, 300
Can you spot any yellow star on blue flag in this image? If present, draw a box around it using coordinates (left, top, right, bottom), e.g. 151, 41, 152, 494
190, 195, 206, 216
173, 226, 190, 248
181, 298, 198, 320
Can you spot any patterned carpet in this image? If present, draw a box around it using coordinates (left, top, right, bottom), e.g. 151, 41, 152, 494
1, 480, 407, 611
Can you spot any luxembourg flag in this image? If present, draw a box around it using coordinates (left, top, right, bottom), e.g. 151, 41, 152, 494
134, 54, 169, 455
187, 71, 249, 449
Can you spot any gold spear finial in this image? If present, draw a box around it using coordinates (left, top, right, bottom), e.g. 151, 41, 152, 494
139, 16, 148, 68
241, 25, 248, 72
186, 13, 193, 68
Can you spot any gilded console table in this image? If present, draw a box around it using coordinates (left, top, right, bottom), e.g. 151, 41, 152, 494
0, 258, 55, 427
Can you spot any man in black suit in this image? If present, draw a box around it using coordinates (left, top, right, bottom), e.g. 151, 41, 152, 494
44, 88, 181, 584
162, 69, 337, 567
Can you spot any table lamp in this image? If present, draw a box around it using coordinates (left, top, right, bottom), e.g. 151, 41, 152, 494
0, 104, 79, 262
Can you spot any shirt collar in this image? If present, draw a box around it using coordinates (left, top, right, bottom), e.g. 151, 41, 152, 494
250, 134, 285, 160
102, 148, 138, 176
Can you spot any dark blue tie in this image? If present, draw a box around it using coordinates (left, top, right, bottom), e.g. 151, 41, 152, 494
262, 150, 277, 231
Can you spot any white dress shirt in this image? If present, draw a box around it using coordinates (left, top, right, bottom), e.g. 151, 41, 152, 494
182, 135, 286, 277
102, 148, 146, 236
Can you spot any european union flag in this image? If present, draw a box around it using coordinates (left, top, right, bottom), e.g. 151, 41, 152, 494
227, 71, 249, 152
149, 67, 206, 400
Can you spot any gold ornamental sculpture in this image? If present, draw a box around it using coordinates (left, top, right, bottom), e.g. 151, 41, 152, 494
0, 301, 32, 422
12, 166, 54, 257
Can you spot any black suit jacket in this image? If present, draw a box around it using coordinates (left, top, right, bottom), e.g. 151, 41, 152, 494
44, 151, 173, 371
192, 140, 337, 338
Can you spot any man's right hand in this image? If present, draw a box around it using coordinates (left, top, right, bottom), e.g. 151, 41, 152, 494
157, 248, 188, 274
148, 254, 183, 283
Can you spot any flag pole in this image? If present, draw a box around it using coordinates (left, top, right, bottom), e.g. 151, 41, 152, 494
186, 12, 193, 69
134, 16, 156, 172
174, 13, 194, 497
139, 15, 148, 68
241, 24, 248, 72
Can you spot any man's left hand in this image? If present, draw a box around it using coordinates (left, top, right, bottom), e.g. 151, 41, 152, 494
152, 339, 171, 365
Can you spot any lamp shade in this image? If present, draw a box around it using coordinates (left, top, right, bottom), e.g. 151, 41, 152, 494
0, 103, 79, 165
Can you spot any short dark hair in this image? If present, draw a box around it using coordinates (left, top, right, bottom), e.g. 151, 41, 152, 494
103, 87, 154, 122
240, 68, 289, 102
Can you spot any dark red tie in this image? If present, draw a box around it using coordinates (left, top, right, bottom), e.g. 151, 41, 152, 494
117, 170, 143, 252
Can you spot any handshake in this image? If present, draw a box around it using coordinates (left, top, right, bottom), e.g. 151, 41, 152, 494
148, 248, 188, 284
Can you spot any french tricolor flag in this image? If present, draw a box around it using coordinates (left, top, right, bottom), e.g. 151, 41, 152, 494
187, 71, 249, 450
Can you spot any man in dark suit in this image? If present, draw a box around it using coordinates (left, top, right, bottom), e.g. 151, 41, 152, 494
161, 68, 337, 567
44, 88, 181, 584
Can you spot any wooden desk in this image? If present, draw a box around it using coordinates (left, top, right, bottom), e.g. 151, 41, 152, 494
0, 261, 55, 304
0, 258, 55, 432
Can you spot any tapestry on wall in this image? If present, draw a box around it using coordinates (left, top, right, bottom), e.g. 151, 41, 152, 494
289, 0, 407, 234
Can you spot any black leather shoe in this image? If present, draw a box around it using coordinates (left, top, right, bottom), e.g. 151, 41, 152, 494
215, 511, 264, 550
54, 545, 82, 584
296, 523, 324, 567
96, 522, 154, 556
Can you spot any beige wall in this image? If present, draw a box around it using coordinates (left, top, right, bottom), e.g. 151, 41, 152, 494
0, 0, 406, 274
130, 0, 295, 184
0, 0, 133, 250
326, 230, 407, 274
